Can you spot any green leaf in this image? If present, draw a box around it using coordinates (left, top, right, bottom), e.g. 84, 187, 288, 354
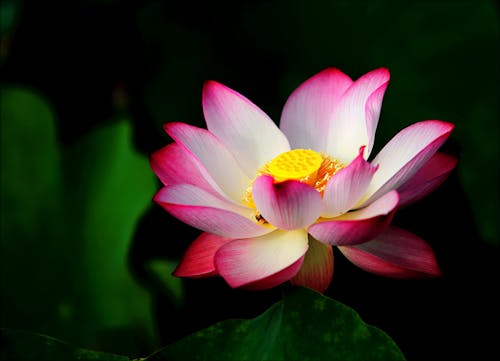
0, 328, 130, 361
63, 119, 158, 354
0, 87, 69, 338
147, 286, 406, 361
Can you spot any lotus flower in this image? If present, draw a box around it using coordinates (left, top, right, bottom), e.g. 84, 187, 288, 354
150, 68, 457, 293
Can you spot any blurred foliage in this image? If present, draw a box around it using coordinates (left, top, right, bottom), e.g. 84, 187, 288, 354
0, 87, 159, 356
1, 287, 406, 361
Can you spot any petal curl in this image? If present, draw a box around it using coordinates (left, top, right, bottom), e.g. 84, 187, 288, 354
397, 152, 458, 208
214, 229, 309, 289
322, 146, 378, 217
164, 122, 250, 204
309, 190, 399, 246
252, 175, 323, 230
150, 143, 215, 193
291, 236, 334, 293
339, 226, 442, 278
326, 68, 390, 162
280, 68, 353, 151
173, 232, 233, 278
154, 185, 274, 238
203, 81, 290, 177
360, 120, 454, 206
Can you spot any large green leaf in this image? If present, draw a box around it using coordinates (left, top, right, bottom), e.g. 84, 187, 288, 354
0, 328, 129, 361
147, 286, 406, 361
63, 119, 158, 354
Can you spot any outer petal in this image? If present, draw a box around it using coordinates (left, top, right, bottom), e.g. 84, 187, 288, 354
150, 143, 215, 193
154, 185, 274, 238
280, 68, 353, 152
359, 120, 454, 206
252, 175, 323, 230
203, 81, 290, 177
339, 226, 442, 278
165, 122, 250, 204
291, 236, 334, 293
173, 232, 233, 278
214, 229, 309, 289
322, 146, 378, 217
326, 68, 390, 163
397, 152, 458, 208
309, 190, 399, 246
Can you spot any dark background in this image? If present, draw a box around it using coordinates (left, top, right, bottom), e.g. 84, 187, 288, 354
1, 0, 499, 360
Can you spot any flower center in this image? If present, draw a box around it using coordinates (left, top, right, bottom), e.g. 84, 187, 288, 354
243, 149, 346, 222
267, 149, 323, 183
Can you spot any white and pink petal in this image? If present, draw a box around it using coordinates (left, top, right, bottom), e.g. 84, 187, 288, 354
280, 68, 353, 152
291, 236, 334, 293
360, 120, 454, 206
309, 190, 399, 246
214, 229, 309, 289
173, 232, 233, 278
322, 146, 378, 217
397, 152, 458, 208
326, 68, 390, 163
150, 142, 215, 193
164, 122, 250, 204
339, 226, 442, 278
252, 175, 323, 230
203, 81, 290, 177
154, 184, 274, 238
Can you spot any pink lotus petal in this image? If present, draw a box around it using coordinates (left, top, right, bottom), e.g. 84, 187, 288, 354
214, 229, 309, 289
291, 236, 334, 293
150, 143, 215, 193
164, 122, 250, 204
203, 81, 290, 177
322, 146, 378, 217
280, 68, 353, 152
241, 256, 305, 290
252, 175, 323, 230
154, 185, 274, 238
326, 68, 390, 162
309, 190, 399, 246
360, 120, 454, 206
397, 152, 458, 208
339, 226, 442, 278
173, 232, 233, 278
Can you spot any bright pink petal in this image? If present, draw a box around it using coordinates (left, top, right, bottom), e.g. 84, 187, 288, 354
339, 226, 442, 278
309, 190, 399, 246
164, 122, 250, 204
203, 81, 290, 177
150, 143, 215, 193
154, 185, 274, 238
360, 120, 454, 206
291, 236, 334, 293
280, 68, 353, 152
322, 146, 378, 217
326, 68, 390, 162
214, 229, 309, 289
173, 232, 233, 278
397, 152, 458, 208
252, 175, 323, 230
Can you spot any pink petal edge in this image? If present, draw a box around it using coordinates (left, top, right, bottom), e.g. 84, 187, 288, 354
339, 226, 442, 278
173, 232, 234, 278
